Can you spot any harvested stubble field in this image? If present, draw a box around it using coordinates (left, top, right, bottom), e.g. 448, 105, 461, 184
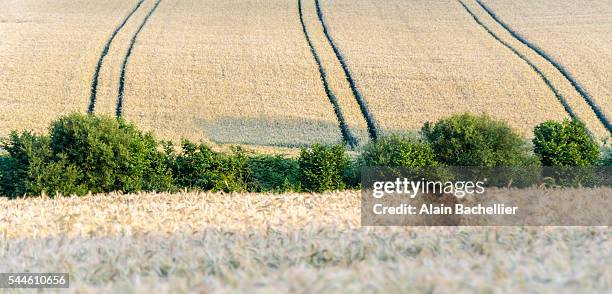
1, 191, 610, 292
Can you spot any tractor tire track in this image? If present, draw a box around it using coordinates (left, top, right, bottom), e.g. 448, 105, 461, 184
88, 0, 146, 114
116, 0, 163, 117
476, 0, 612, 135
456, 0, 581, 126
314, 0, 379, 142
298, 0, 358, 148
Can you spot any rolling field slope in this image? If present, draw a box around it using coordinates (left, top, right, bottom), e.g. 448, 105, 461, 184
457, 0, 610, 139
0, 0, 139, 136
119, 0, 356, 147
483, 0, 612, 136
1, 0, 610, 147
318, 0, 578, 137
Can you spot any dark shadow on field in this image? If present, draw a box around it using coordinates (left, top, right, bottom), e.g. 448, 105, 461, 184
197, 116, 370, 148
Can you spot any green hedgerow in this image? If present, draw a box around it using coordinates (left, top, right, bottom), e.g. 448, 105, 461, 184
247, 154, 300, 192
358, 135, 439, 168
354, 135, 444, 185
172, 140, 250, 192
49, 113, 174, 193
422, 113, 539, 167
533, 119, 599, 167
0, 114, 174, 197
298, 144, 349, 192
0, 131, 85, 197
601, 145, 612, 166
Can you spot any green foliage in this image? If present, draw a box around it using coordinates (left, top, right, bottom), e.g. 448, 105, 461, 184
8, 112, 606, 197
532, 119, 599, 166
247, 154, 300, 192
342, 159, 362, 189
0, 131, 84, 197
0, 114, 174, 197
358, 135, 439, 168
356, 135, 450, 184
48, 114, 173, 193
0, 153, 10, 196
422, 113, 539, 167
298, 144, 349, 192
602, 145, 612, 166
172, 140, 250, 192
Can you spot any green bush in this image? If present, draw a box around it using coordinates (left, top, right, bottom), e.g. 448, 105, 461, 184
422, 113, 538, 167
172, 140, 250, 192
354, 135, 443, 185
49, 114, 174, 193
247, 154, 300, 192
0, 114, 174, 197
0, 153, 10, 196
602, 145, 612, 166
358, 135, 439, 168
342, 159, 362, 189
533, 119, 599, 166
0, 131, 84, 197
298, 144, 349, 192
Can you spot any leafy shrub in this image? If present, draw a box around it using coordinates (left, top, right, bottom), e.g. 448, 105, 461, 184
298, 144, 349, 192
247, 154, 300, 192
358, 135, 439, 168
354, 135, 443, 185
342, 159, 362, 189
533, 119, 599, 166
0, 131, 83, 197
0, 114, 174, 197
0, 151, 16, 197
172, 140, 250, 192
422, 113, 538, 167
602, 145, 612, 166
49, 114, 174, 193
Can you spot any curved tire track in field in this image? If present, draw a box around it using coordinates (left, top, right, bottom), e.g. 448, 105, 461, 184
314, 0, 379, 142
476, 0, 612, 135
116, 0, 163, 117
298, 0, 358, 148
456, 0, 580, 125
88, 0, 146, 114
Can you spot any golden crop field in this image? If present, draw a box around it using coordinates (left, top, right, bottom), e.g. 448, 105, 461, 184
0, 0, 139, 136
455, 0, 611, 139
119, 0, 370, 147
319, 0, 612, 139
484, 0, 612, 133
1, 0, 610, 148
1, 191, 610, 292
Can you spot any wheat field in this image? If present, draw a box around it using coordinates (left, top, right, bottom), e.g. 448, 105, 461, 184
1, 191, 610, 292
318, 0, 612, 139
1, 0, 610, 147
0, 0, 138, 136
484, 0, 612, 131
120, 0, 355, 147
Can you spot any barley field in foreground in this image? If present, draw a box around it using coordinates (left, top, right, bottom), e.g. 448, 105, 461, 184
1, 191, 610, 292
